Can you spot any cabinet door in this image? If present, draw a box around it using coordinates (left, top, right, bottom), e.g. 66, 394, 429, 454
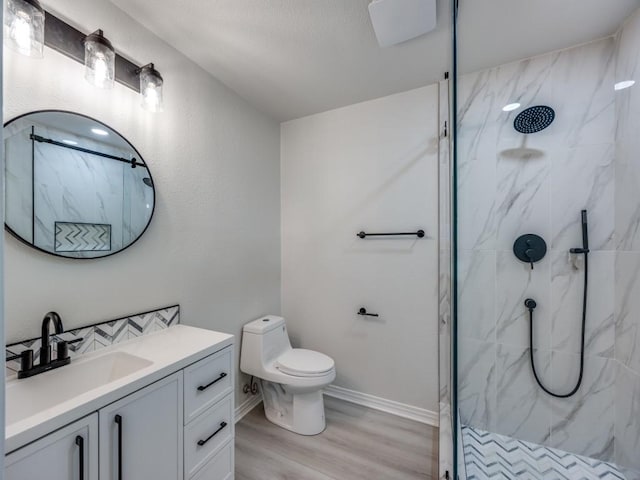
100, 372, 184, 480
6, 413, 98, 480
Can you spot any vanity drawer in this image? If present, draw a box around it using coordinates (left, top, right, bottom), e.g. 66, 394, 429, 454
184, 394, 233, 478
184, 347, 232, 424
190, 439, 233, 480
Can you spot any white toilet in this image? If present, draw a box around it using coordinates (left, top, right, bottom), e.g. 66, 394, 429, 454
240, 315, 336, 435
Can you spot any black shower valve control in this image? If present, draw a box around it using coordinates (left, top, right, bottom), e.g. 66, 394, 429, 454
513, 234, 547, 270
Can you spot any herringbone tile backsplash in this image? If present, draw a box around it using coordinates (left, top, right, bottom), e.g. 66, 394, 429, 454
5, 305, 179, 374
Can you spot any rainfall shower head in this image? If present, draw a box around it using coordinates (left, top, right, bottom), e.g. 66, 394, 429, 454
142, 177, 153, 187
513, 105, 555, 134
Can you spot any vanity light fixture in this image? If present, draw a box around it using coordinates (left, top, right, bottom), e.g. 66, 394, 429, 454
138, 63, 164, 113
7, 9, 165, 111
4, 0, 45, 58
84, 29, 115, 89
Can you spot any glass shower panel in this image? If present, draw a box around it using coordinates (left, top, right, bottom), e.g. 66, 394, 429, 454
454, 2, 640, 479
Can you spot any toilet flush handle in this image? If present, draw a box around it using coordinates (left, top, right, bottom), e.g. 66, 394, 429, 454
358, 308, 379, 317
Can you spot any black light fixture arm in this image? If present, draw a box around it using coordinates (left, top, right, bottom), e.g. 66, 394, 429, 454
85, 29, 113, 50
136, 63, 163, 81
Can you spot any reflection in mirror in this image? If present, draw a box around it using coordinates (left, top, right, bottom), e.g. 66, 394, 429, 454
4, 111, 154, 259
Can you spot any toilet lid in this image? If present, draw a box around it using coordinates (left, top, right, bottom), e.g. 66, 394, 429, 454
275, 349, 335, 377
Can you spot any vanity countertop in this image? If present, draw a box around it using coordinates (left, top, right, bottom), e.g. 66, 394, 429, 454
5, 325, 233, 453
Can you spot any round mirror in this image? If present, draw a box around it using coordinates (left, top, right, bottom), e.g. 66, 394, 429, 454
4, 110, 155, 259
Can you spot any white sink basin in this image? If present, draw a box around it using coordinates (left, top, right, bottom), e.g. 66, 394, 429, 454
6, 351, 153, 425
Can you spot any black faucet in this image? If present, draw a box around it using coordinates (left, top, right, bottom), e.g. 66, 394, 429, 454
8, 311, 79, 379
40, 311, 64, 365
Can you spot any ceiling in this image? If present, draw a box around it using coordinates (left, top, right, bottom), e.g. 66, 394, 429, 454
110, 0, 640, 122
457, 0, 640, 75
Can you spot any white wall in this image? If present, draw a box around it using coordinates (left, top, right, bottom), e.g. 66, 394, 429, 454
3, 0, 281, 406
281, 85, 441, 412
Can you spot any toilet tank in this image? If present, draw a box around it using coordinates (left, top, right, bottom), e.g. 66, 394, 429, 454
240, 315, 291, 376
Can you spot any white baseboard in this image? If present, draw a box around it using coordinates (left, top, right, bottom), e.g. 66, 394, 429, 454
324, 385, 439, 427
235, 394, 263, 423
235, 386, 439, 427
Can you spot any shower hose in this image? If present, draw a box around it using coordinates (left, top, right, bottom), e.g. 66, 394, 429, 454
526, 210, 589, 398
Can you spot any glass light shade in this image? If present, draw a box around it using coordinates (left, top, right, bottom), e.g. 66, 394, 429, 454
140, 64, 164, 113
84, 30, 115, 89
4, 0, 45, 58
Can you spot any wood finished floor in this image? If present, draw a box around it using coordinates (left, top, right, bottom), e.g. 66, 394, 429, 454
235, 396, 439, 480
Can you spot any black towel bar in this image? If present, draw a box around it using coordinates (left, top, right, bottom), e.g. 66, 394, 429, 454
357, 230, 425, 239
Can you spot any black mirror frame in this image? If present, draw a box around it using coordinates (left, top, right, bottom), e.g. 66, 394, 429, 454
3, 109, 156, 260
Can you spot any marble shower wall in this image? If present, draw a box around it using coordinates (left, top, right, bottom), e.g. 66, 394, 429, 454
614, 8, 640, 472
457, 37, 620, 463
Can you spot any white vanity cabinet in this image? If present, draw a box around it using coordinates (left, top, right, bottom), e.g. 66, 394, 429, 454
5, 341, 235, 480
183, 347, 234, 479
6, 413, 99, 480
99, 372, 184, 480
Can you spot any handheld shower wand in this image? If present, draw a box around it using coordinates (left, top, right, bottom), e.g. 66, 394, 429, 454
527, 210, 589, 398
569, 210, 589, 255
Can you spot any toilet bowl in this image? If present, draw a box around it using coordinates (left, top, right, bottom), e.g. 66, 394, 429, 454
240, 315, 335, 435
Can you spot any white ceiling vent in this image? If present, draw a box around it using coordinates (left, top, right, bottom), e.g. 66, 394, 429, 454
368, 0, 437, 48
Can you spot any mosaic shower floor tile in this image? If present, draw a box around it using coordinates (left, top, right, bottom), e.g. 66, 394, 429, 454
462, 425, 632, 480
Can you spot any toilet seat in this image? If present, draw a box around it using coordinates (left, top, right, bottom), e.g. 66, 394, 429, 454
275, 349, 335, 377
